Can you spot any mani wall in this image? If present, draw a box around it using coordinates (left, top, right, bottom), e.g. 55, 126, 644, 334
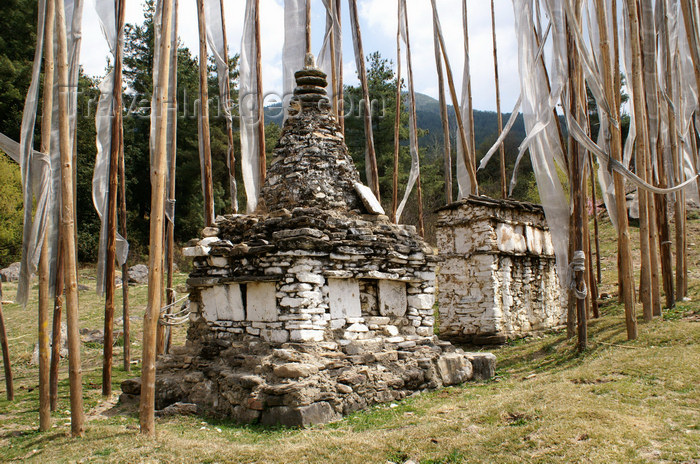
436, 196, 564, 344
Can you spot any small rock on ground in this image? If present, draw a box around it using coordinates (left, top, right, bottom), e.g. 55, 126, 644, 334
127, 264, 149, 285
0, 262, 21, 282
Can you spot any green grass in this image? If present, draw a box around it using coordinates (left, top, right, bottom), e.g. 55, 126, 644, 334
0, 218, 699, 463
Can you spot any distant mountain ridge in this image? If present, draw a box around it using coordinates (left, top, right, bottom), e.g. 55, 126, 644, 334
264, 92, 527, 156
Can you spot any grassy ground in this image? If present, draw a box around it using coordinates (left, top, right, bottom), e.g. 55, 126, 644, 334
0, 217, 698, 463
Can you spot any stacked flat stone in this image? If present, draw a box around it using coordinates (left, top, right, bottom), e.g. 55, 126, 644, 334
184, 207, 438, 345
289, 54, 332, 112
263, 54, 363, 213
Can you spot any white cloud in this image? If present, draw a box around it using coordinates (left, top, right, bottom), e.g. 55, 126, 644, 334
80, 0, 520, 112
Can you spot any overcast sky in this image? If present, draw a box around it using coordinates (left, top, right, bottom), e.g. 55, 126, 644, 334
80, 0, 520, 113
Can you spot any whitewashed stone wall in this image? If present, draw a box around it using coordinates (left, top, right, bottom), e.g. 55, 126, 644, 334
183, 212, 438, 348
436, 197, 564, 343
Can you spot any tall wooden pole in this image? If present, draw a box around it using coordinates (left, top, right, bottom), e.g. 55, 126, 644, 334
656, 0, 674, 310
567, 5, 587, 352
37, 0, 55, 430
336, 0, 344, 133
588, 155, 600, 318
625, 0, 653, 322
140, 0, 174, 437
49, 244, 63, 409
490, 0, 506, 198
613, 0, 625, 303
392, 10, 401, 224
670, 52, 687, 300
56, 0, 85, 437
402, 0, 424, 237
0, 281, 13, 401
462, 0, 475, 168
589, 154, 602, 285
349, 0, 380, 201
432, 0, 478, 195
328, 0, 339, 123
433, 26, 452, 205
118, 129, 130, 371
103, 0, 126, 397
638, 0, 662, 318
604, 0, 637, 337
197, 0, 215, 227
679, 0, 698, 300
305, 0, 311, 55
655, 161, 673, 311
164, 0, 179, 356
218, 0, 237, 214
647, 176, 661, 316
117, 0, 134, 366
254, 0, 266, 188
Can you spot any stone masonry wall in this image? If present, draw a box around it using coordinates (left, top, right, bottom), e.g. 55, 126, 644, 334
437, 196, 564, 344
183, 208, 438, 346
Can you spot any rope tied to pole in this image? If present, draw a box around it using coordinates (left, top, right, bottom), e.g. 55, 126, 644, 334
569, 250, 587, 300
159, 299, 191, 326
159, 294, 187, 314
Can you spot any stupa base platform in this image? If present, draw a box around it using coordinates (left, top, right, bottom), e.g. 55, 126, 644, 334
124, 337, 494, 427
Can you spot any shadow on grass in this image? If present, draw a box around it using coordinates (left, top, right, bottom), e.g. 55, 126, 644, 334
482, 310, 644, 378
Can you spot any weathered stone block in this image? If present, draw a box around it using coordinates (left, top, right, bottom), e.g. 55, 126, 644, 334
378, 280, 408, 317
383, 325, 400, 337
297, 272, 325, 285
342, 339, 381, 355
328, 278, 361, 320
261, 329, 290, 344
260, 402, 339, 427
290, 329, 324, 342
407, 293, 434, 310
155, 402, 198, 417
247, 282, 278, 322
273, 363, 319, 378
353, 182, 385, 215
200, 284, 245, 322
436, 353, 473, 385
465, 352, 497, 380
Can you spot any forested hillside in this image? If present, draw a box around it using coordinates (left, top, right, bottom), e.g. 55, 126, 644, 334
0, 2, 538, 267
